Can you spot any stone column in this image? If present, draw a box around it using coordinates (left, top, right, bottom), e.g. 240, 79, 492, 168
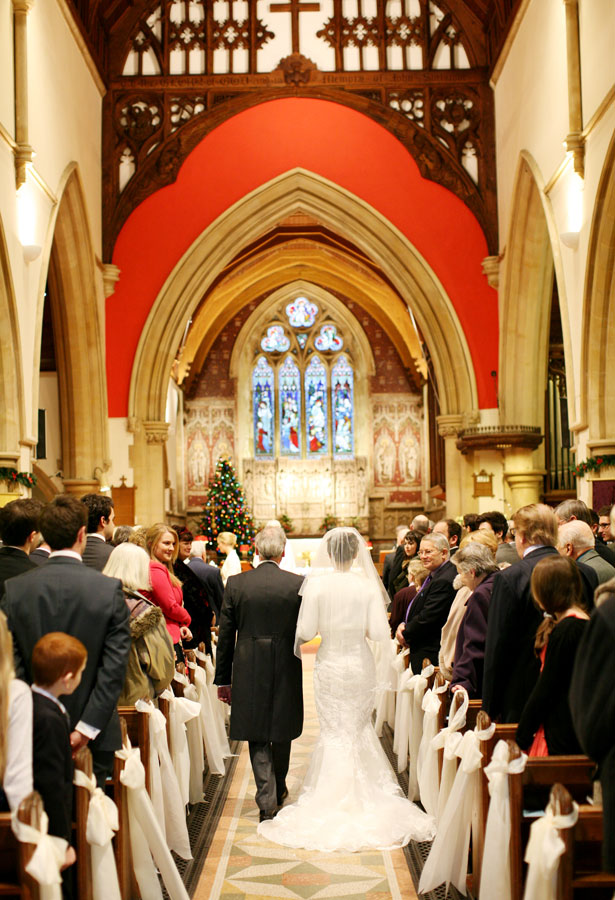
503, 447, 545, 511
63, 479, 100, 497
130, 419, 169, 525
12, 0, 35, 188
437, 414, 470, 517
563, 0, 584, 175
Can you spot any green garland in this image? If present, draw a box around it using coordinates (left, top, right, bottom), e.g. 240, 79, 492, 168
0, 467, 37, 488
572, 454, 615, 478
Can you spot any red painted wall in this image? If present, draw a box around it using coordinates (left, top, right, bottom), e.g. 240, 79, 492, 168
107, 97, 498, 415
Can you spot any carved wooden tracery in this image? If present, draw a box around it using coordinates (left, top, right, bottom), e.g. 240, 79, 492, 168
101, 0, 498, 259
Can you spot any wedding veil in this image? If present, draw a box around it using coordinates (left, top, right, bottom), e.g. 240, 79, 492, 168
299, 526, 389, 607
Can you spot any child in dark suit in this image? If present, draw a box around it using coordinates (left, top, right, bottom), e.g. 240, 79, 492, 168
31, 632, 88, 891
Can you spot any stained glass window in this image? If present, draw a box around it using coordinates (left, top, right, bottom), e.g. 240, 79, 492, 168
305, 356, 328, 455
261, 325, 290, 353
279, 357, 301, 455
296, 333, 308, 349
253, 356, 274, 456
286, 296, 318, 328
332, 355, 354, 456
315, 324, 343, 351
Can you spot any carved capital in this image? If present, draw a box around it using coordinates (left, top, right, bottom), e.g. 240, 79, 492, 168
481, 255, 499, 290
436, 414, 465, 438
143, 420, 170, 444
102, 264, 121, 298
11, 0, 34, 13
564, 132, 585, 177
14, 143, 34, 190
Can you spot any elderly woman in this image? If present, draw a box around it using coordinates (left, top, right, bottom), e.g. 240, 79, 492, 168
449, 541, 500, 698
103, 542, 175, 705
390, 557, 429, 637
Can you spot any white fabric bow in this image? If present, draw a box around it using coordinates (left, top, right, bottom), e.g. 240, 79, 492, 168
159, 688, 200, 810
191, 664, 228, 775
523, 801, 578, 900
479, 740, 527, 900
416, 679, 449, 815
11, 809, 67, 900
116, 742, 190, 900
73, 769, 121, 900
393, 666, 415, 771
204, 656, 231, 742
406, 663, 433, 799
183, 682, 205, 803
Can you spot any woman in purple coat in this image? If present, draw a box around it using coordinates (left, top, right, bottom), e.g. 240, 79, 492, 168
449, 543, 499, 699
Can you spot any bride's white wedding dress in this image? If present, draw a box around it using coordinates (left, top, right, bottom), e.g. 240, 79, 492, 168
258, 568, 435, 852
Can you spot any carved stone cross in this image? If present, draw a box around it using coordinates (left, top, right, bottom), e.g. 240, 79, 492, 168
269, 0, 321, 54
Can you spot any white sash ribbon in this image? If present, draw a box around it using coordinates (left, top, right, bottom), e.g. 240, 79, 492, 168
419, 720, 496, 894
73, 769, 121, 900
135, 698, 192, 859
417, 678, 449, 816
407, 663, 434, 800
374, 639, 398, 736
163, 685, 200, 809
116, 742, 190, 900
11, 810, 67, 900
437, 688, 469, 820
393, 666, 415, 771
183, 682, 205, 803
191, 663, 227, 775
204, 656, 231, 737
523, 802, 578, 900
479, 740, 527, 900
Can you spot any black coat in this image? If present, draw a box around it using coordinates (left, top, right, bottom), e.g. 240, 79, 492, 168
482, 545, 559, 723
32, 692, 73, 842
81, 535, 113, 572
174, 560, 214, 653
29, 547, 50, 566
570, 594, 615, 871
402, 559, 457, 673
214, 561, 303, 742
187, 557, 224, 620
0, 546, 36, 593
2, 556, 130, 751
450, 571, 497, 698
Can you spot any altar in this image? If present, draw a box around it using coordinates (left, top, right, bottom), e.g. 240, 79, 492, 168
285, 538, 322, 573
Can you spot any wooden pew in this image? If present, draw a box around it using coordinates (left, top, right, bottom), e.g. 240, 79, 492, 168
0, 792, 43, 900
73, 746, 93, 900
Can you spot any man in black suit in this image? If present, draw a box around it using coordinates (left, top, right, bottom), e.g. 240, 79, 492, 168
186, 538, 224, 621
215, 525, 303, 821
383, 524, 409, 599
555, 498, 615, 568
29, 538, 51, 565
395, 531, 456, 673
80, 493, 115, 571
482, 503, 560, 723
2, 494, 130, 785
0, 498, 41, 592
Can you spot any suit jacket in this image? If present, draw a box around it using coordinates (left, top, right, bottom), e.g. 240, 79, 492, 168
32, 692, 73, 842
387, 545, 406, 599
187, 557, 224, 619
496, 542, 520, 566
29, 547, 50, 566
577, 559, 599, 610
402, 559, 457, 673
2, 556, 130, 751
381, 549, 396, 592
0, 546, 36, 593
451, 572, 497, 698
81, 535, 113, 572
214, 560, 303, 743
578, 547, 615, 585
482, 544, 558, 722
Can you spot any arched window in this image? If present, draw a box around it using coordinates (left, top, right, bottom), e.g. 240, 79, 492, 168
251, 298, 354, 458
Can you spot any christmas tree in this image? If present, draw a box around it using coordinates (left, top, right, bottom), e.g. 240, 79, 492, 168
200, 457, 255, 548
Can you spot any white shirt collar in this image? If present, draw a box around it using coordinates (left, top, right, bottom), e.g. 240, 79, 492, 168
523, 544, 544, 558
32, 684, 68, 715
49, 549, 82, 561
87, 532, 106, 541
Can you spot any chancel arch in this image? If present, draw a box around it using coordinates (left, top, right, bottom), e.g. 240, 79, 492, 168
0, 214, 25, 467
128, 169, 480, 522
35, 166, 109, 496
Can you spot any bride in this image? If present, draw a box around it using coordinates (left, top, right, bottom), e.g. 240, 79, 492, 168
258, 527, 435, 852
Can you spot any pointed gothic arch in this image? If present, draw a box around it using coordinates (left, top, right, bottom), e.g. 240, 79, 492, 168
582, 130, 615, 447
37, 164, 109, 492
0, 214, 25, 462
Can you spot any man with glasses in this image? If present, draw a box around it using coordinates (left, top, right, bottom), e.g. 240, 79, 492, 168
395, 532, 456, 673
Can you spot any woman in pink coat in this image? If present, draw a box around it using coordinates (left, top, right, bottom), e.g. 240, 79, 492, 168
145, 524, 192, 659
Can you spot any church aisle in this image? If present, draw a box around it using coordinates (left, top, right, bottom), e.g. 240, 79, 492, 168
193, 644, 418, 900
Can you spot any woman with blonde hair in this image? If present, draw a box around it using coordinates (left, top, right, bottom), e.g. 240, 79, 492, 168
217, 531, 241, 585
103, 542, 175, 705
0, 611, 32, 812
145, 523, 192, 659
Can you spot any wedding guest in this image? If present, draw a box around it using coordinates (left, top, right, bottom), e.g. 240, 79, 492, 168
145, 524, 192, 659
188, 539, 223, 621
111, 524, 133, 546
0, 611, 32, 813
102, 542, 174, 705
80, 493, 114, 571
389, 557, 428, 636
516, 555, 588, 755
217, 531, 242, 586
390, 530, 420, 596
0, 498, 41, 591
173, 528, 215, 654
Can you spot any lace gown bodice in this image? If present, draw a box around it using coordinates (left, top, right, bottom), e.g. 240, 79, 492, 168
259, 570, 435, 852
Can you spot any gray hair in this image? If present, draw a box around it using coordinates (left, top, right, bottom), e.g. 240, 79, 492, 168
453, 542, 499, 578
395, 524, 410, 537
103, 542, 152, 592
189, 541, 207, 559
255, 525, 286, 560
558, 520, 594, 552
420, 532, 450, 554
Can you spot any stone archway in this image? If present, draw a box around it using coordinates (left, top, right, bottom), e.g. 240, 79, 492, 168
0, 214, 25, 469
128, 169, 479, 521
582, 130, 615, 452
37, 165, 109, 495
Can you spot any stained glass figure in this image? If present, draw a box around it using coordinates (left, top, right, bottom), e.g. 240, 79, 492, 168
332, 355, 354, 456
305, 355, 328, 455
296, 333, 309, 349
261, 324, 290, 353
279, 357, 301, 455
286, 296, 319, 329
252, 356, 274, 456
315, 324, 343, 352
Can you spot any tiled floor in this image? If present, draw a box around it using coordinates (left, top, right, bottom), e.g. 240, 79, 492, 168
193, 643, 418, 900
